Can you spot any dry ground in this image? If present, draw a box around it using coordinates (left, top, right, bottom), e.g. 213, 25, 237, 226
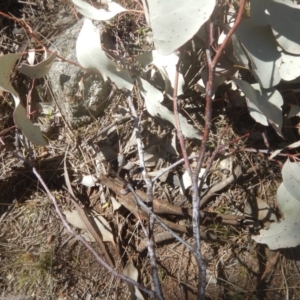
1, 1, 300, 299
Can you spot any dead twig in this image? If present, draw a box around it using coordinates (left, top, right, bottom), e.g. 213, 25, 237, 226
200, 165, 243, 208
101, 175, 244, 224
87, 114, 132, 144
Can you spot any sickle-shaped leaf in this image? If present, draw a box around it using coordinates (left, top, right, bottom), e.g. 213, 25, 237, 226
0, 53, 21, 100
123, 262, 145, 300
76, 18, 133, 90
0, 53, 45, 145
64, 210, 115, 244
235, 19, 281, 88
13, 104, 46, 146
18, 52, 57, 78
139, 78, 202, 139
233, 78, 283, 137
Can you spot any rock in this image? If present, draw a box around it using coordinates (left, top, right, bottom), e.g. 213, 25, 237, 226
48, 20, 110, 128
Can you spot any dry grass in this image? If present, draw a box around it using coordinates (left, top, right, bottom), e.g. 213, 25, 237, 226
1, 0, 300, 299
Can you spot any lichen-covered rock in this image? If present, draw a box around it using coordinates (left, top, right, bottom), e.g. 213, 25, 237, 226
48, 20, 110, 127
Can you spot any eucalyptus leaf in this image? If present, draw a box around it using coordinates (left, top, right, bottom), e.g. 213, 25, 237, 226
233, 78, 283, 137
64, 210, 115, 244
76, 19, 133, 90
0, 53, 22, 99
225, 33, 249, 67
71, 0, 126, 21
145, 0, 215, 55
250, 0, 270, 27
288, 104, 300, 118
123, 262, 145, 300
235, 19, 281, 88
0, 53, 45, 145
252, 183, 300, 250
266, 0, 300, 55
282, 159, 300, 201
18, 52, 57, 78
279, 51, 300, 81
92, 213, 115, 245
13, 104, 46, 146
141, 0, 150, 24
139, 78, 202, 139
180, 168, 207, 194
80, 175, 97, 187
137, 50, 185, 96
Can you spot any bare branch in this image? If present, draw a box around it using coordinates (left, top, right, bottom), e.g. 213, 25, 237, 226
126, 93, 164, 300
31, 166, 155, 298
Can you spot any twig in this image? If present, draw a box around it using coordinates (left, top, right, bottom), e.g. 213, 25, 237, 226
126, 93, 164, 300
125, 184, 194, 252
173, 46, 206, 299
200, 165, 243, 208
26, 78, 35, 118
173, 64, 193, 179
31, 166, 155, 298
151, 154, 199, 183
0, 11, 45, 50
101, 175, 243, 224
87, 114, 131, 144
188, 3, 247, 297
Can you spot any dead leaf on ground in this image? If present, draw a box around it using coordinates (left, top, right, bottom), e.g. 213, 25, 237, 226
123, 261, 145, 300
64, 210, 115, 245
244, 197, 277, 222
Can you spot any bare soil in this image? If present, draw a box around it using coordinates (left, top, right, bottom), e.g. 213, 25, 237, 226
1, 1, 300, 300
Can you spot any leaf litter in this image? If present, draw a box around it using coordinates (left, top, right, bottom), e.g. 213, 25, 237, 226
1, 0, 300, 299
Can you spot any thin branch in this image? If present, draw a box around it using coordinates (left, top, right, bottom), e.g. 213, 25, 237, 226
195, 0, 247, 177
173, 63, 193, 180
32, 166, 154, 298
125, 184, 194, 252
126, 93, 164, 300
172, 57, 207, 296
151, 154, 199, 183
189, 3, 247, 297
87, 114, 132, 144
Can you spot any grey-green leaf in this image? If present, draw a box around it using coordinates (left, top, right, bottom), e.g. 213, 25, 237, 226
282, 159, 300, 201
279, 51, 300, 81
13, 104, 46, 146
0, 53, 46, 146
235, 19, 281, 88
250, 0, 270, 27
233, 79, 283, 137
71, 0, 127, 21
137, 50, 185, 96
76, 19, 133, 91
252, 182, 300, 250
145, 0, 215, 55
139, 78, 202, 139
19, 52, 57, 79
266, 0, 300, 55
225, 33, 249, 67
